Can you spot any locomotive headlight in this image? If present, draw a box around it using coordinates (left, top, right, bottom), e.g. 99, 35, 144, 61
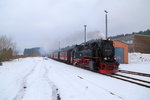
104, 57, 107, 60
107, 38, 111, 41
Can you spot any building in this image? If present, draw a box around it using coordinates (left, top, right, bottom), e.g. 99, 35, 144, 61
113, 40, 128, 64
24, 47, 41, 57
111, 34, 150, 53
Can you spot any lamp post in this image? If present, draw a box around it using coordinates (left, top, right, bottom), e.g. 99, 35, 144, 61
84, 25, 87, 43
104, 10, 108, 39
59, 41, 60, 50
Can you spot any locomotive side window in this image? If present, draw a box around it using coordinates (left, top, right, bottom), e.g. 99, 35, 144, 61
74, 52, 82, 59
81, 50, 92, 57
73, 49, 92, 59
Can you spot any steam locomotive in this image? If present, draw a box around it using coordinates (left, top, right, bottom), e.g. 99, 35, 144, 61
49, 39, 119, 74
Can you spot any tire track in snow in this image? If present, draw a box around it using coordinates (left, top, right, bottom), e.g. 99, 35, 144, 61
43, 62, 61, 100
46, 61, 108, 100
47, 60, 124, 100
12, 61, 40, 100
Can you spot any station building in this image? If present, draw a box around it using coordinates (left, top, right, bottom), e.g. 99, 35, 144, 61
111, 34, 150, 64
112, 34, 150, 53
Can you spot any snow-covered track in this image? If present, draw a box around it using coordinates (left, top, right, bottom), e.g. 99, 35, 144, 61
114, 74, 150, 84
104, 74, 150, 88
76, 67, 150, 88
119, 70, 150, 77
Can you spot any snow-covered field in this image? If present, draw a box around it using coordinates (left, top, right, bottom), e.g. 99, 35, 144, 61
0, 53, 150, 100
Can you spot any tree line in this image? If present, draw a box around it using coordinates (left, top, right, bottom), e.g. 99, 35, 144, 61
0, 35, 17, 62
110, 29, 150, 38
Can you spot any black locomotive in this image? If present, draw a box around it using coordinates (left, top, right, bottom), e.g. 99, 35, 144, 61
49, 38, 119, 74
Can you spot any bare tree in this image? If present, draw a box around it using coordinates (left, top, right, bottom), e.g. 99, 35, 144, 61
0, 35, 17, 61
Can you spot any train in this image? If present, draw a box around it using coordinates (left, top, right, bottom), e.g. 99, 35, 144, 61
49, 38, 119, 74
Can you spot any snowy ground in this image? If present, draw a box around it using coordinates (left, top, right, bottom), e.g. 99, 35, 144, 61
120, 53, 150, 73
0, 53, 150, 100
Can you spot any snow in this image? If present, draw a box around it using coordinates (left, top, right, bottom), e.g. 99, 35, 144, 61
0, 53, 150, 100
120, 53, 150, 73
129, 53, 150, 64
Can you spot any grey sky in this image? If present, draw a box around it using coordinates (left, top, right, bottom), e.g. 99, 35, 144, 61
0, 0, 150, 52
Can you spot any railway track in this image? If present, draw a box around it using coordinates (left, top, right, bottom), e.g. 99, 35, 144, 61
76, 66, 150, 88
119, 70, 150, 77
104, 73, 150, 88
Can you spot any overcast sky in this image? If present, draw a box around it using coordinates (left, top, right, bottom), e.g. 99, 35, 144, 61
0, 0, 150, 52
